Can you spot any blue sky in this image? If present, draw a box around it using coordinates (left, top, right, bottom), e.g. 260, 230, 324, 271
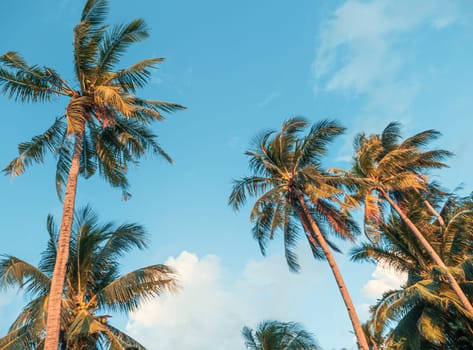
1, 1, 473, 349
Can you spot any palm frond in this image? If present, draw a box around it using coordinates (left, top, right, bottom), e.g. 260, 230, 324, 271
104, 57, 164, 91
98, 264, 178, 313
96, 19, 149, 75
3, 117, 66, 177
0, 256, 50, 296
81, 0, 109, 26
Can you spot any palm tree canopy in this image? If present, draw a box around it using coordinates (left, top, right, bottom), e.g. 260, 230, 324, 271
353, 193, 473, 349
229, 117, 360, 271
1, 0, 186, 199
0, 206, 178, 350
349, 122, 452, 236
242, 320, 320, 350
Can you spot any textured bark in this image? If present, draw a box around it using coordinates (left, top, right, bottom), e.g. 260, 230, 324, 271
44, 134, 83, 350
297, 195, 370, 350
379, 188, 473, 316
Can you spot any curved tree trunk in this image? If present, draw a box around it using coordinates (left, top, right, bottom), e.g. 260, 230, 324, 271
422, 197, 445, 227
296, 195, 369, 350
379, 188, 473, 316
44, 134, 83, 350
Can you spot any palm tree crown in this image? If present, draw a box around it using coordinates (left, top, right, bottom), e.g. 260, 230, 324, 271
350, 122, 451, 232
229, 117, 358, 270
242, 320, 320, 350
353, 193, 473, 349
0, 206, 178, 350
0, 2, 185, 348
1, 0, 185, 197
229, 117, 369, 350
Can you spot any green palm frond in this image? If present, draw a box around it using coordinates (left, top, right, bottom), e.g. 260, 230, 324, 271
230, 118, 359, 269
380, 121, 402, 151
9, 296, 49, 337
105, 325, 147, 350
98, 264, 177, 313
0, 54, 68, 103
282, 205, 300, 272
54, 136, 74, 200
81, 0, 109, 26
38, 216, 59, 276
242, 326, 259, 350
0, 326, 34, 350
229, 176, 273, 210
0, 52, 72, 94
1, 208, 177, 349
242, 320, 321, 350
132, 97, 186, 115
297, 119, 345, 168
0, 256, 50, 296
96, 19, 149, 75
3, 118, 66, 177
104, 57, 164, 91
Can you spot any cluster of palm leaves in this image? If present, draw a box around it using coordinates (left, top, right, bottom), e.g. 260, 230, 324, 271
1, 0, 183, 349
2, 0, 473, 349
230, 118, 473, 349
0, 207, 177, 350
241, 320, 320, 350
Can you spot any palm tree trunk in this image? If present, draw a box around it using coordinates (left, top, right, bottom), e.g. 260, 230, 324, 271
44, 134, 83, 350
422, 197, 445, 227
378, 188, 473, 316
296, 195, 370, 350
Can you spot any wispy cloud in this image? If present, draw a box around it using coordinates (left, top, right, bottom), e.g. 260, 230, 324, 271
314, 0, 458, 96
312, 0, 460, 160
257, 91, 279, 108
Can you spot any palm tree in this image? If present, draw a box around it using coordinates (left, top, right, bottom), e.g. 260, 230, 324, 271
0, 0, 184, 348
229, 117, 369, 350
352, 193, 473, 348
0, 206, 178, 350
242, 320, 320, 350
348, 122, 473, 316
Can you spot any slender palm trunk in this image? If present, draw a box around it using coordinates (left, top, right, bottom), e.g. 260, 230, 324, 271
44, 134, 83, 350
296, 195, 370, 350
422, 197, 445, 227
378, 188, 473, 316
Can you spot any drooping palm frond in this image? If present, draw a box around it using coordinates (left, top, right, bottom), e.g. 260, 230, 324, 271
98, 264, 177, 313
241, 320, 321, 350
229, 117, 358, 269
3, 118, 67, 178
0, 257, 50, 296
357, 190, 473, 349
81, 0, 109, 26
0, 208, 177, 349
0, 52, 70, 103
0, 326, 35, 350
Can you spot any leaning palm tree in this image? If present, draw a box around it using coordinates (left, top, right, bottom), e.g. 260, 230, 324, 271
242, 320, 320, 350
352, 193, 473, 348
0, 206, 178, 350
348, 122, 473, 316
0, 0, 184, 348
229, 117, 369, 350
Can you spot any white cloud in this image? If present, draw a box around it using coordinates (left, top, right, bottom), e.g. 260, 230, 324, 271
127, 252, 241, 349
314, 0, 458, 95
362, 263, 407, 300
126, 250, 363, 350
313, 0, 460, 161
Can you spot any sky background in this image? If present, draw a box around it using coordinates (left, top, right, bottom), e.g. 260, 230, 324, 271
1, 0, 473, 349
